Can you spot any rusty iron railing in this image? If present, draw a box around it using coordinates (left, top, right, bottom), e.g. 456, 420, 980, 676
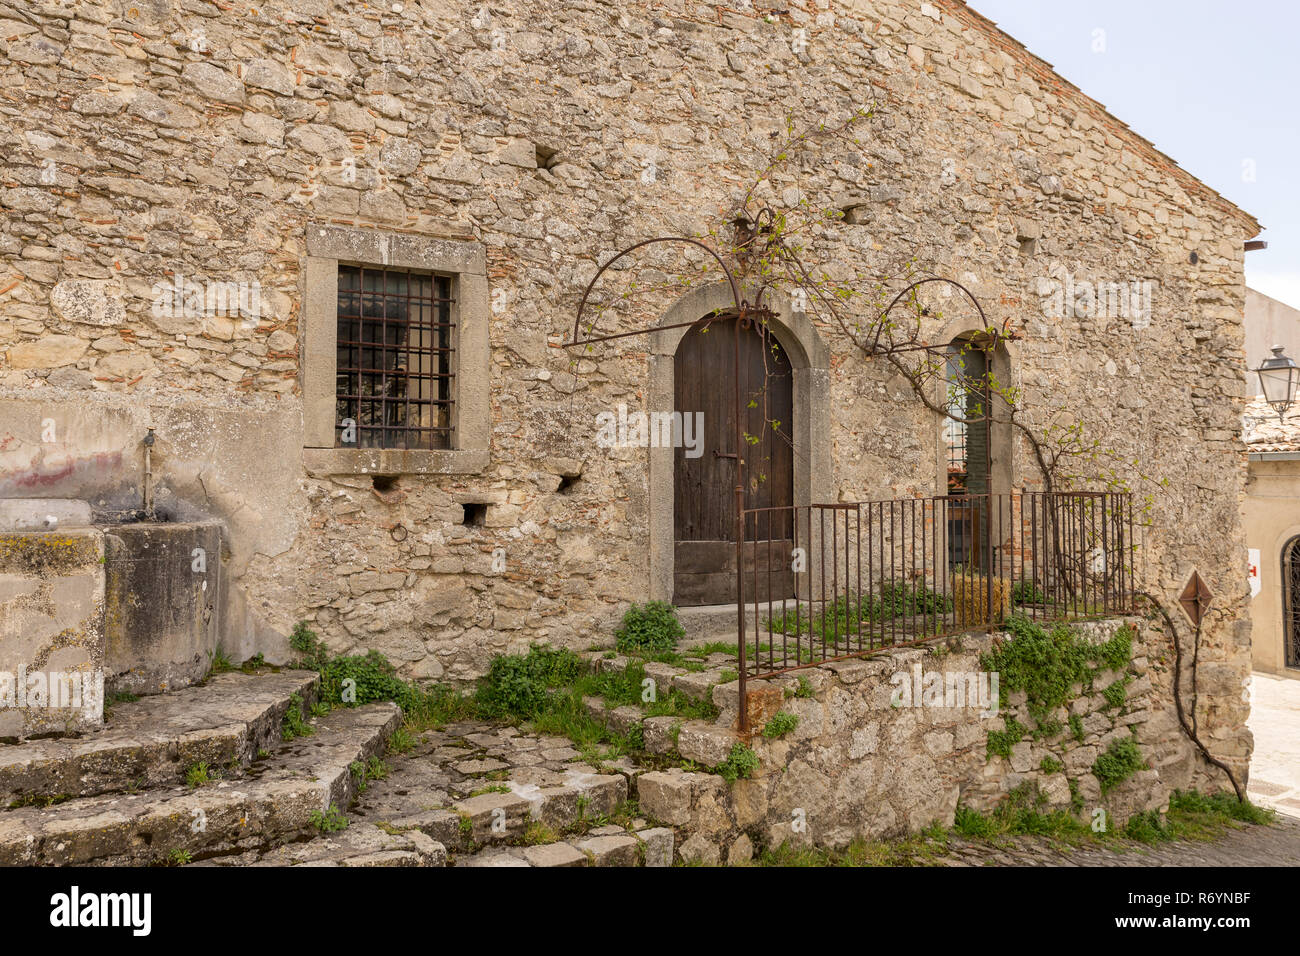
736, 491, 1139, 680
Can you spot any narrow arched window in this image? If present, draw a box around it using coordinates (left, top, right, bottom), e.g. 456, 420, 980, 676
945, 340, 991, 496
1283, 536, 1300, 668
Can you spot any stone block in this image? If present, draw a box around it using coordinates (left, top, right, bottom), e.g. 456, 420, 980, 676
678, 832, 720, 865
676, 721, 737, 766
641, 716, 679, 754
452, 792, 533, 843
637, 769, 723, 826
523, 842, 587, 867
637, 826, 674, 867
0, 530, 105, 737
606, 705, 643, 736
574, 833, 639, 866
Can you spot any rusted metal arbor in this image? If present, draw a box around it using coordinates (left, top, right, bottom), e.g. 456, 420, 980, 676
566, 233, 773, 728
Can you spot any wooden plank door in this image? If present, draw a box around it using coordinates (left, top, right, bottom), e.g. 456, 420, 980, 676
673, 316, 794, 606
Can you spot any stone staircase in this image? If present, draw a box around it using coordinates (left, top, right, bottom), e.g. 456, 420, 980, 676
571, 642, 801, 865
0, 664, 684, 867
580, 649, 747, 767
0, 670, 319, 804
0, 670, 403, 865
300, 718, 675, 868
0, 639, 777, 867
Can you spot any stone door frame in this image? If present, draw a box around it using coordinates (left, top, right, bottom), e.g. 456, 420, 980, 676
646, 283, 831, 603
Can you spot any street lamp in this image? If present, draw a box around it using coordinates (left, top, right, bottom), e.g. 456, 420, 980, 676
1257, 345, 1300, 421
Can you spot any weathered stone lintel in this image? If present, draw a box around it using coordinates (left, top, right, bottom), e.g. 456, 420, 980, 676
306, 224, 486, 275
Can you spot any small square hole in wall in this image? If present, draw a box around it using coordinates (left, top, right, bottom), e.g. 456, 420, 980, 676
556, 473, 580, 494
535, 143, 561, 169
371, 475, 406, 504
460, 502, 488, 526
1017, 237, 1038, 257
841, 204, 870, 225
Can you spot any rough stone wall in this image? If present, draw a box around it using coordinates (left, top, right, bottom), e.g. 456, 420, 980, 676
642, 619, 1213, 860
0, 0, 1256, 777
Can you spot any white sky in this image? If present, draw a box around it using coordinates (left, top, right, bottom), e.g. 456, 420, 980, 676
972, 0, 1300, 310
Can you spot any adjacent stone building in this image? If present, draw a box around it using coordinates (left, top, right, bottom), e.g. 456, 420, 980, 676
0, 0, 1258, 792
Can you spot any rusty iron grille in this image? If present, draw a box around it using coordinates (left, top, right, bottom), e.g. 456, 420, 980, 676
943, 418, 968, 494
1284, 536, 1300, 669
739, 491, 1140, 679
335, 265, 455, 450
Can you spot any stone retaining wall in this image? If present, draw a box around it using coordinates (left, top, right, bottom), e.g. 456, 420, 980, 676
640, 618, 1211, 861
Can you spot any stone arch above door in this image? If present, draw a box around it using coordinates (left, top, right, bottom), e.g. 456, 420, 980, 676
646, 283, 831, 603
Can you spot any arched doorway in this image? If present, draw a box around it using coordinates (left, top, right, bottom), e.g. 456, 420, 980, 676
672, 315, 794, 605
1282, 536, 1300, 668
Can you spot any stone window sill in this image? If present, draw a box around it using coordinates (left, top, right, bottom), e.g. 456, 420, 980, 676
303, 447, 489, 477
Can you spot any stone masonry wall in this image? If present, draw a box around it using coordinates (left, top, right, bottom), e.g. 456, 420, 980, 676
0, 1, 1256, 780
640, 618, 1208, 861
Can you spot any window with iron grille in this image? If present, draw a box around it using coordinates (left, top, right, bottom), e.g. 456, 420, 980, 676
945, 345, 989, 495
334, 265, 455, 450
303, 226, 488, 477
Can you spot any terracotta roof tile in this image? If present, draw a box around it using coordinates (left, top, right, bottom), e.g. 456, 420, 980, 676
1244, 396, 1300, 453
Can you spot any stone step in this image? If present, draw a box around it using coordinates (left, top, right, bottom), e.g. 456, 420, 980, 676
636, 768, 735, 864
579, 696, 738, 764
455, 824, 674, 867
193, 821, 447, 868
377, 768, 629, 853
0, 670, 320, 805
677, 604, 746, 642
582, 696, 644, 736
591, 654, 736, 704
675, 721, 740, 766
0, 701, 400, 866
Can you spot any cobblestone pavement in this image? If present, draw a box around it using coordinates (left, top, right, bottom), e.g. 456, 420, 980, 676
940, 813, 1300, 867
1247, 672, 1300, 815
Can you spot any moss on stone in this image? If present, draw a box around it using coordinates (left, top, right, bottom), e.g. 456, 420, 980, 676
0, 532, 100, 575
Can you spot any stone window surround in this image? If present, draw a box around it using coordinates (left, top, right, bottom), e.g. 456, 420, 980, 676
301, 224, 490, 476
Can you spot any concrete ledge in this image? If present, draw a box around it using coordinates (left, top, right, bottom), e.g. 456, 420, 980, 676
0, 529, 105, 737
0, 498, 92, 531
